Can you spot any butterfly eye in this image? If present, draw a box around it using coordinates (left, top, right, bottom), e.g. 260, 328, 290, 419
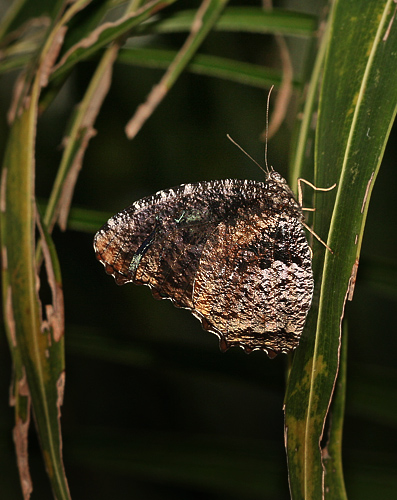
269, 171, 284, 183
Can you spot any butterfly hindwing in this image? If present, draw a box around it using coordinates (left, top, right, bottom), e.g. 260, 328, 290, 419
193, 212, 313, 354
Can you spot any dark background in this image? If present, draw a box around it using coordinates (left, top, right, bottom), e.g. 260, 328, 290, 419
1, 1, 397, 498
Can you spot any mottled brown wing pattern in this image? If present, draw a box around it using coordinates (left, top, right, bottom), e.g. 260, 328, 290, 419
94, 183, 221, 309
132, 224, 215, 309
94, 176, 313, 357
193, 212, 313, 356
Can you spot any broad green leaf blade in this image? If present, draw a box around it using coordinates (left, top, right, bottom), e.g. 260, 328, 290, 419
323, 324, 348, 499
285, 1, 397, 499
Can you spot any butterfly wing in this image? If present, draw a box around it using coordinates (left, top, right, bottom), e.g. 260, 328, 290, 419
94, 178, 313, 357
192, 211, 313, 356
94, 181, 233, 309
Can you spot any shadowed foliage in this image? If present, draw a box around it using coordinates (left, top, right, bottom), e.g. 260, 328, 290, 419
1, 1, 397, 499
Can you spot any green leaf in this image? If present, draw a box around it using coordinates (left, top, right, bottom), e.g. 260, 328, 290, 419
1, 85, 69, 499
323, 324, 348, 498
0, 2, 88, 496
118, 47, 299, 89
285, 1, 397, 498
1, 83, 38, 500
152, 7, 317, 37
51, 0, 178, 82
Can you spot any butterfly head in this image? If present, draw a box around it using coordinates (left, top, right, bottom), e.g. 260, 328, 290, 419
267, 169, 286, 184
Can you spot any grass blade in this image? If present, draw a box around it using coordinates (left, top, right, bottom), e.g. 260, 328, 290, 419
118, 47, 299, 89
1, 85, 69, 500
152, 7, 317, 37
51, 0, 177, 82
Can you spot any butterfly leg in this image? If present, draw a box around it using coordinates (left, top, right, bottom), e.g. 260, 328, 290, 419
297, 177, 336, 211
297, 178, 336, 253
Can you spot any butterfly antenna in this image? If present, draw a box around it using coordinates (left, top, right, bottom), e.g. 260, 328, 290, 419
264, 85, 274, 174
226, 134, 266, 175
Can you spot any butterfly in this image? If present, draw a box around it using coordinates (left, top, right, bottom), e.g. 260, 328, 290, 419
93, 169, 315, 359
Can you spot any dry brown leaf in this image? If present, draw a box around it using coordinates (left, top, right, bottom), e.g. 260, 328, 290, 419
57, 46, 118, 230
52, 0, 156, 74
39, 25, 68, 88
12, 371, 32, 500
35, 207, 64, 342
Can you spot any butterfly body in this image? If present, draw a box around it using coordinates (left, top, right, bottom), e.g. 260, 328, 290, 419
94, 172, 313, 358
